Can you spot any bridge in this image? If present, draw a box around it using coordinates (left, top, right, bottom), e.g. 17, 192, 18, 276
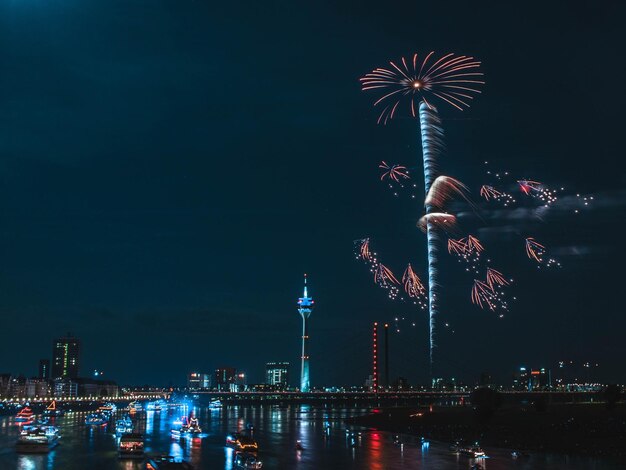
1, 390, 602, 407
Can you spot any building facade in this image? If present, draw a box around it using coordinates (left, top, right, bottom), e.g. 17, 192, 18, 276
266, 362, 289, 389
52, 335, 80, 379
215, 367, 236, 390
39, 359, 50, 379
187, 372, 211, 389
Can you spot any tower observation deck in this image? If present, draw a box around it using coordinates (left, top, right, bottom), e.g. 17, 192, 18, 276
297, 274, 314, 392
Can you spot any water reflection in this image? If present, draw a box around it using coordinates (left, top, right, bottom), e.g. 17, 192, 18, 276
0, 403, 621, 470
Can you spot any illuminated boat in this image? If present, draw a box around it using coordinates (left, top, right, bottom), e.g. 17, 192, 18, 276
85, 412, 109, 426
43, 401, 64, 417
225, 432, 242, 447
208, 399, 222, 409
115, 415, 133, 434
98, 403, 117, 415
128, 401, 143, 413
234, 451, 263, 469
171, 416, 202, 439
228, 436, 258, 453
15, 425, 60, 453
146, 455, 195, 469
459, 444, 485, 458
118, 433, 144, 459
15, 407, 34, 423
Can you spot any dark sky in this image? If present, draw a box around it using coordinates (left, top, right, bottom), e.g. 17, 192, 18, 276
1, 1, 624, 387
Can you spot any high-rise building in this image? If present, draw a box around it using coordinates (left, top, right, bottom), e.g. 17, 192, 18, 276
266, 362, 289, 388
214, 367, 236, 390
513, 366, 550, 391
52, 335, 80, 379
39, 359, 50, 379
297, 274, 314, 392
187, 372, 211, 389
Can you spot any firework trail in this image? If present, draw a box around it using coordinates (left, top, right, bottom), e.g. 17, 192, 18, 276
525, 237, 561, 268
354, 238, 404, 300
447, 235, 484, 273
472, 268, 512, 315
402, 263, 427, 309
362, 52, 484, 375
486, 267, 509, 287
374, 264, 401, 299
360, 52, 484, 124
379, 161, 417, 198
447, 238, 466, 256
480, 185, 516, 206
425, 175, 473, 209
417, 212, 457, 233
379, 161, 410, 182
517, 179, 559, 207
357, 238, 372, 261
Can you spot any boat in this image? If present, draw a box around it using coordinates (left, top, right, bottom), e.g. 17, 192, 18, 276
98, 403, 117, 415
171, 416, 202, 439
129, 401, 143, 413
295, 440, 304, 451
85, 412, 109, 426
511, 450, 529, 459
234, 451, 263, 469
226, 432, 242, 447
43, 400, 64, 417
118, 433, 144, 459
208, 399, 222, 410
459, 444, 486, 458
116, 415, 134, 434
15, 407, 34, 423
15, 425, 60, 453
232, 436, 258, 452
146, 455, 195, 469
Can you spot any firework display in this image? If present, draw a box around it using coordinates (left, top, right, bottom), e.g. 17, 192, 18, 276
361, 52, 484, 372
525, 237, 561, 268
379, 161, 410, 182
360, 52, 484, 124
359, 51, 580, 373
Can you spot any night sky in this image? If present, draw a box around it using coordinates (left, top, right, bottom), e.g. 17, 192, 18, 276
1, 1, 624, 387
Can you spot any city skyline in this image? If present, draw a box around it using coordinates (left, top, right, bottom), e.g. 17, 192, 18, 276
0, 1, 624, 387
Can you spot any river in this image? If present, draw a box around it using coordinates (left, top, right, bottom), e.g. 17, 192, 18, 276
0, 401, 620, 469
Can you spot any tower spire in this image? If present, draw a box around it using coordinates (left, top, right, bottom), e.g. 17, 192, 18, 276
297, 273, 314, 392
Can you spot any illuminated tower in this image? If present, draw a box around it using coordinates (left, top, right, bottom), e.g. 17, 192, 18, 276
297, 274, 314, 392
372, 322, 379, 391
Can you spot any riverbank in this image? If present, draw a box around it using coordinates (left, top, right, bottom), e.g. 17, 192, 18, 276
347, 402, 626, 459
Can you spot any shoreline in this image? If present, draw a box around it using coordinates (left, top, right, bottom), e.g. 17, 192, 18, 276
346, 402, 626, 460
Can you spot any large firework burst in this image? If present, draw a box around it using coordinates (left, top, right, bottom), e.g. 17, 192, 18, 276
361, 51, 483, 377
360, 52, 484, 124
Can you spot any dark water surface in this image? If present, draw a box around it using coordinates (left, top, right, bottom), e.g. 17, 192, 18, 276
0, 403, 620, 469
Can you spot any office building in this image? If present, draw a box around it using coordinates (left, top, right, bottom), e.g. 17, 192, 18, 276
266, 362, 289, 388
187, 372, 211, 389
39, 359, 50, 379
52, 335, 80, 379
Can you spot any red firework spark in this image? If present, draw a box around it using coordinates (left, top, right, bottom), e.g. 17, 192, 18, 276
447, 238, 467, 255
525, 237, 545, 262
402, 263, 426, 298
471, 280, 496, 311
480, 185, 502, 201
467, 235, 484, 253
374, 264, 400, 286
486, 268, 509, 288
358, 238, 371, 261
379, 161, 410, 182
517, 179, 542, 195
360, 52, 484, 124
